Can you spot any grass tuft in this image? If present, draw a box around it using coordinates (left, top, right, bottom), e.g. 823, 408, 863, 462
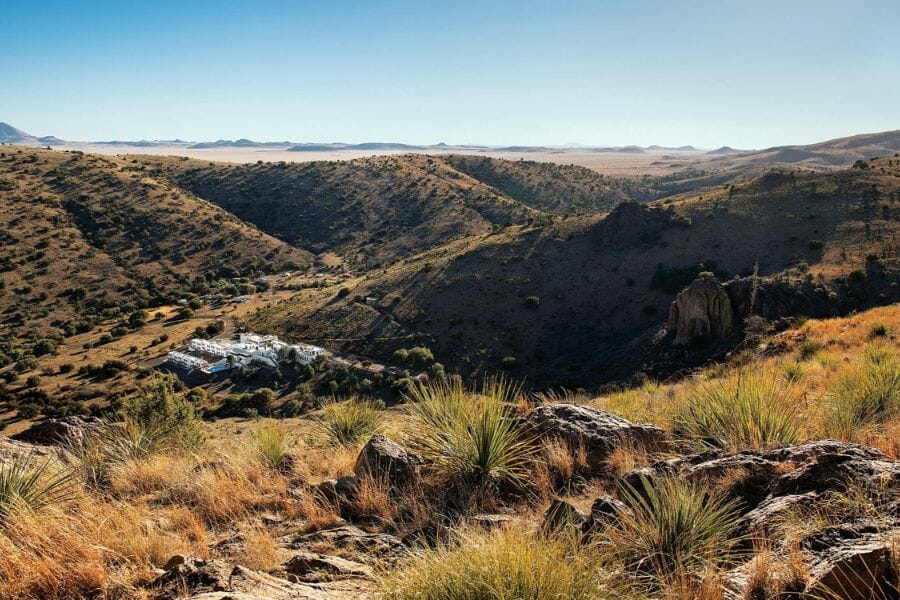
251, 424, 292, 471
0, 455, 78, 522
380, 526, 612, 600
318, 397, 385, 446
824, 343, 899, 442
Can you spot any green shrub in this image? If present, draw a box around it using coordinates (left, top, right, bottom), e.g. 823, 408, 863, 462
602, 475, 744, 586
405, 378, 535, 489
824, 343, 899, 441
118, 373, 203, 448
319, 397, 384, 446
671, 372, 803, 450
868, 322, 889, 338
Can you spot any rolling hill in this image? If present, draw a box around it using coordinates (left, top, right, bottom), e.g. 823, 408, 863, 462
248, 157, 900, 389
137, 153, 662, 268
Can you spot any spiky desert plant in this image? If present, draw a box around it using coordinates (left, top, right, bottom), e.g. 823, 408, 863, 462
0, 454, 78, 522
319, 397, 385, 446
380, 525, 614, 600
824, 343, 899, 441
251, 424, 292, 471
671, 371, 803, 450
600, 475, 744, 588
405, 377, 535, 489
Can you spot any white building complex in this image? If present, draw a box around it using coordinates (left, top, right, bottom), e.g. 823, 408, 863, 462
166, 333, 325, 374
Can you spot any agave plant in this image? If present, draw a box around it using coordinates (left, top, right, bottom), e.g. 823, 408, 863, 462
0, 454, 78, 522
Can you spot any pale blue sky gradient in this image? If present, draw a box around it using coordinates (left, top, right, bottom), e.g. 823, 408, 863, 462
4, 0, 898, 148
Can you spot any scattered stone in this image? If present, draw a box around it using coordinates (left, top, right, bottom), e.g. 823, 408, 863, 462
283, 551, 373, 581
466, 513, 515, 530
584, 495, 632, 532
354, 435, 420, 488
285, 525, 407, 561
526, 403, 666, 470
315, 476, 360, 505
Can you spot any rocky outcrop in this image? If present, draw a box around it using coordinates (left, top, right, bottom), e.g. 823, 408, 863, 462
526, 403, 666, 470
667, 276, 735, 346
12, 415, 102, 446
0, 436, 58, 461
354, 435, 420, 488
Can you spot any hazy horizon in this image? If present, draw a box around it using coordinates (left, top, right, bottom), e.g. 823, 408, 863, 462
4, 0, 899, 148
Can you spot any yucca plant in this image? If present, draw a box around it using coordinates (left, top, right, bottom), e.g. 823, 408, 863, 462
319, 397, 385, 445
404, 377, 535, 489
0, 454, 78, 522
380, 525, 613, 600
671, 371, 803, 450
66, 417, 184, 488
600, 475, 744, 587
252, 424, 292, 471
824, 343, 899, 441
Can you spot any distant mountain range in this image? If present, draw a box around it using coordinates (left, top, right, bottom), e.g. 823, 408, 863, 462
0, 122, 705, 153
2, 121, 898, 169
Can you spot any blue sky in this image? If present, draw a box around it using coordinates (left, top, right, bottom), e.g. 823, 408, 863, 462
3, 0, 898, 148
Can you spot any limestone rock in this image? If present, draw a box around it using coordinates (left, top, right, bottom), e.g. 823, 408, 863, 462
667, 276, 735, 346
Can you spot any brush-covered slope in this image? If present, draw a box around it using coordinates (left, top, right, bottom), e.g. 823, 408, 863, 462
0, 147, 312, 340
249, 158, 900, 389
138, 153, 659, 268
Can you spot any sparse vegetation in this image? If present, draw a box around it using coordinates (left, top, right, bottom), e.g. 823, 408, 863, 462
319, 397, 385, 445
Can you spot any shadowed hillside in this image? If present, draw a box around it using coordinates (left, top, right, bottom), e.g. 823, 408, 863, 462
249, 157, 899, 389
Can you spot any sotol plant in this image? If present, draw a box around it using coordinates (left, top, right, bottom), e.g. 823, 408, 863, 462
671, 371, 803, 450
0, 455, 78, 522
404, 377, 535, 489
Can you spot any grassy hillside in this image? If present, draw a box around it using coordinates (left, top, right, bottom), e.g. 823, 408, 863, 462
0, 147, 312, 348
248, 158, 899, 388
1, 304, 895, 599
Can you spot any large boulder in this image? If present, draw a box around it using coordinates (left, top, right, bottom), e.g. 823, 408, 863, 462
526, 403, 666, 470
541, 499, 588, 535
666, 276, 735, 346
12, 415, 102, 446
354, 435, 420, 488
